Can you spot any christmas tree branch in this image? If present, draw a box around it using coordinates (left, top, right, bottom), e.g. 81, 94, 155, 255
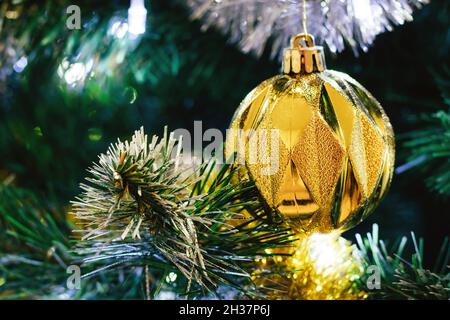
0, 185, 72, 298
72, 127, 294, 297
399, 71, 450, 196
356, 224, 450, 300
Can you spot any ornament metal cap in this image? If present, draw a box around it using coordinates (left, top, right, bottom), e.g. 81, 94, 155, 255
283, 33, 326, 75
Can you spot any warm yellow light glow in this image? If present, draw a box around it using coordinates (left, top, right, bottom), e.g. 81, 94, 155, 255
252, 233, 367, 300
309, 232, 343, 271
5, 10, 19, 19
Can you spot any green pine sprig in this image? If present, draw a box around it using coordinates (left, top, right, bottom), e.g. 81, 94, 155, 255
356, 224, 450, 299
0, 185, 72, 298
72, 127, 293, 297
400, 70, 450, 197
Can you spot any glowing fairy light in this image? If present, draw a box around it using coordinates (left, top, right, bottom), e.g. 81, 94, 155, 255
64, 63, 85, 85
308, 232, 343, 271
13, 56, 28, 73
110, 20, 129, 39
57, 58, 94, 87
165, 272, 178, 283
5, 10, 19, 19
128, 0, 147, 36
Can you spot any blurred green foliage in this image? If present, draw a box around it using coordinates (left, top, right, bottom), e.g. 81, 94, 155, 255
0, 0, 275, 202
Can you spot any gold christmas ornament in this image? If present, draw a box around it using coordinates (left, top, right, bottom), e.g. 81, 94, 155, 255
226, 33, 395, 234
252, 233, 367, 300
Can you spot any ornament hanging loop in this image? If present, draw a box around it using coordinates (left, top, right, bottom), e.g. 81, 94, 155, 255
283, 33, 326, 75
301, 0, 308, 35
282, 0, 326, 75
291, 33, 315, 49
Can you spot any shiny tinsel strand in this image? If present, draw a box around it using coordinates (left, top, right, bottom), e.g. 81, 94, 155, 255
253, 233, 367, 299
186, 0, 429, 59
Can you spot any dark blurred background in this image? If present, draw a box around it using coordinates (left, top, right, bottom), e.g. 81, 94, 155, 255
0, 0, 449, 265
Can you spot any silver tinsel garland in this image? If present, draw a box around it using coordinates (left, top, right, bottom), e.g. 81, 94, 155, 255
186, 0, 429, 58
